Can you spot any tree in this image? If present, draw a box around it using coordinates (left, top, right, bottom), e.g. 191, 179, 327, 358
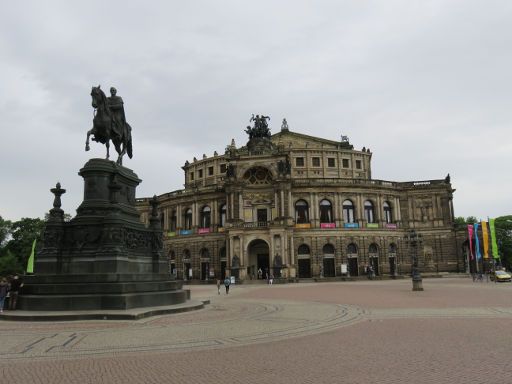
454, 216, 479, 229
0, 215, 12, 249
3, 217, 45, 272
0, 249, 23, 275
495, 215, 512, 269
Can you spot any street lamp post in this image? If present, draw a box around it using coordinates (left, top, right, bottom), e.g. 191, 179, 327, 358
405, 229, 424, 291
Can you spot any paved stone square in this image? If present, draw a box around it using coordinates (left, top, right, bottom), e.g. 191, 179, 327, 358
1, 278, 511, 383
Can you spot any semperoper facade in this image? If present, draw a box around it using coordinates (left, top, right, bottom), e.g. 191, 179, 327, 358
137, 116, 460, 281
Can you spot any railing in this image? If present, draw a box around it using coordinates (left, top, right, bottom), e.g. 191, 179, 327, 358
292, 178, 448, 188
242, 221, 270, 228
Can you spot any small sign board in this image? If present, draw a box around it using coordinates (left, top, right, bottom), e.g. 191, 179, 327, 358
341, 264, 348, 274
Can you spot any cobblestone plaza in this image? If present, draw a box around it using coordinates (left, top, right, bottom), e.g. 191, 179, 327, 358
1, 278, 511, 383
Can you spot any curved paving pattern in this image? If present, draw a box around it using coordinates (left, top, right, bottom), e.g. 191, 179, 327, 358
0, 299, 366, 361
1, 279, 512, 364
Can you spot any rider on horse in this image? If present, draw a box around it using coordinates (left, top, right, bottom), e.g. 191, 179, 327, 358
108, 87, 126, 140
86, 85, 133, 165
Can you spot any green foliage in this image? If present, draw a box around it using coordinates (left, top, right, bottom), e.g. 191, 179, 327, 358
0, 216, 12, 248
454, 216, 479, 229
0, 217, 45, 275
465, 216, 478, 225
0, 250, 23, 276
495, 215, 512, 269
44, 213, 72, 222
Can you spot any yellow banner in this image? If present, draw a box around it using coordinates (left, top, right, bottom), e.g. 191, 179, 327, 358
481, 221, 489, 259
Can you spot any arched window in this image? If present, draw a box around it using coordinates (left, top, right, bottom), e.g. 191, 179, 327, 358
200, 206, 211, 228
389, 243, 397, 253
168, 250, 176, 260
184, 208, 192, 230
183, 249, 191, 259
219, 246, 226, 259
243, 167, 272, 184
364, 200, 375, 223
200, 248, 210, 259
298, 244, 310, 255
343, 200, 355, 223
369, 243, 379, 254
383, 201, 393, 224
323, 244, 335, 255
347, 243, 358, 254
219, 204, 227, 227
295, 200, 309, 224
169, 210, 177, 231
319, 199, 333, 223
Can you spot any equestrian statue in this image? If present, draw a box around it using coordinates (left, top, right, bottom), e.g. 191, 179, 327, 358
86, 85, 133, 165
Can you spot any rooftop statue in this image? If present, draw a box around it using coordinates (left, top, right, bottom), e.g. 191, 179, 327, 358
85, 86, 133, 165
245, 114, 271, 140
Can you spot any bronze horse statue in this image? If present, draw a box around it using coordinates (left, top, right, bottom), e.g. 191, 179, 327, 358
85, 85, 133, 165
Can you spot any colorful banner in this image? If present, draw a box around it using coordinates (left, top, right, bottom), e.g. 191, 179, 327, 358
366, 223, 379, 229
489, 218, 500, 259
344, 223, 359, 228
474, 223, 481, 260
26, 239, 36, 274
481, 221, 489, 259
467, 225, 474, 260
320, 223, 336, 229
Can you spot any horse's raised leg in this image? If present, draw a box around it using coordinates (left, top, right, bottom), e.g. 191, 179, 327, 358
105, 141, 110, 160
85, 129, 93, 151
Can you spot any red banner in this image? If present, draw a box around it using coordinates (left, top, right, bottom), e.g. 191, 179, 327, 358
467, 225, 474, 260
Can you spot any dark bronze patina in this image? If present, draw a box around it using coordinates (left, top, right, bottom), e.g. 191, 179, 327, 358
85, 86, 133, 165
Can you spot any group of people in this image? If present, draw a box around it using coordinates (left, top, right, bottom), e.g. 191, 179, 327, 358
217, 276, 232, 295
0, 274, 24, 313
257, 268, 274, 285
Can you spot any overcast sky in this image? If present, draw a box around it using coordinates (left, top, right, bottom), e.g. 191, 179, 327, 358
1, 0, 511, 222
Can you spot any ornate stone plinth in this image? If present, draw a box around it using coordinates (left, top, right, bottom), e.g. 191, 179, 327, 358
19, 159, 190, 312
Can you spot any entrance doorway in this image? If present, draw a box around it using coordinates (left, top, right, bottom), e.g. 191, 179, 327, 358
184, 262, 192, 280
370, 257, 379, 276
323, 258, 335, 277
221, 261, 226, 279
389, 257, 396, 276
348, 257, 359, 276
201, 262, 209, 280
248, 239, 270, 279
298, 259, 311, 278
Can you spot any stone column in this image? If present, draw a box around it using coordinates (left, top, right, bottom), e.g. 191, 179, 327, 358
334, 193, 341, 227
357, 194, 364, 226
376, 195, 382, 223
280, 190, 285, 217
288, 190, 292, 218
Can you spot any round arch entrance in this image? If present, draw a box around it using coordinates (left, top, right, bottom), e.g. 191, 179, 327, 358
247, 239, 270, 280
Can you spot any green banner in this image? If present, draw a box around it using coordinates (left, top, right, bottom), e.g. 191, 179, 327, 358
489, 219, 499, 260
26, 239, 36, 274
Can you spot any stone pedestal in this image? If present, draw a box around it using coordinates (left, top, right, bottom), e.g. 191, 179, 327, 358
20, 159, 189, 312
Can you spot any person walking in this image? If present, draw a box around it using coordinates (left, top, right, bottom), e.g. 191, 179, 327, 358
269, 273, 274, 285
224, 276, 231, 294
216, 278, 221, 295
0, 278, 8, 313
8, 274, 23, 310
